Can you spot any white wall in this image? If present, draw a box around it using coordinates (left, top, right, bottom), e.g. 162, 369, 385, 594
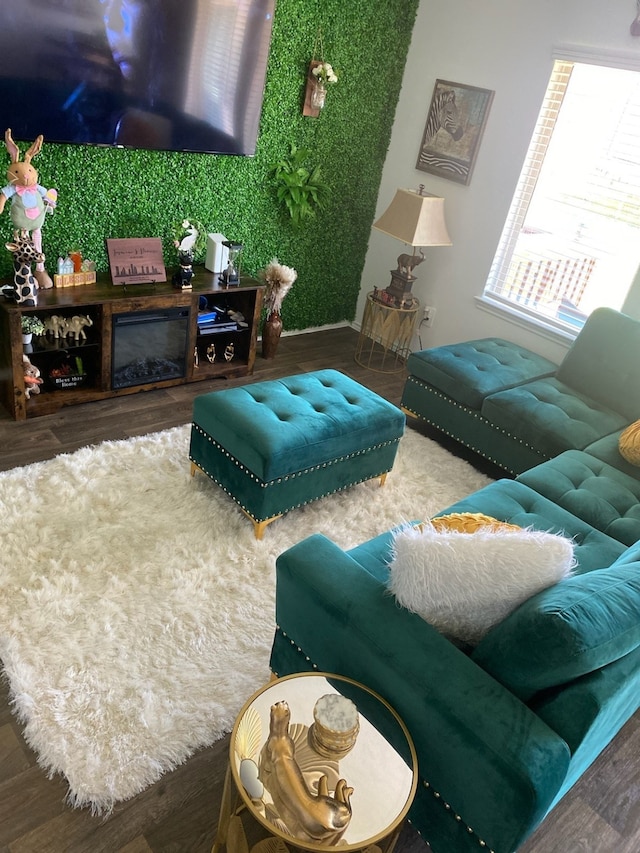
357, 0, 639, 363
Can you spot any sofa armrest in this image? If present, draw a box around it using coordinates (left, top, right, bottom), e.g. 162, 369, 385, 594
273, 533, 571, 853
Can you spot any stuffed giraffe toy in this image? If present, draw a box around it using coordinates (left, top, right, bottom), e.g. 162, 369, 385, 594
6, 231, 44, 306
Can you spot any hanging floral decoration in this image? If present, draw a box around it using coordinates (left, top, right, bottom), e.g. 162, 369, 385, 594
312, 62, 338, 88
303, 28, 339, 115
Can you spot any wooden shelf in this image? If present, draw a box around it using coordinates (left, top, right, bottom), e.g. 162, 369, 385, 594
0, 269, 264, 420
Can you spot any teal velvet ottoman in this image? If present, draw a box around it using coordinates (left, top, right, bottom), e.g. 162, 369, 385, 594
189, 369, 406, 537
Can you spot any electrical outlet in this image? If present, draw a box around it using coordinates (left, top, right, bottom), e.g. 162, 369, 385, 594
422, 305, 436, 327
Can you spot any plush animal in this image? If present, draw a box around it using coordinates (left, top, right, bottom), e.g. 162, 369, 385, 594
0, 129, 57, 290
23, 355, 42, 400
5, 232, 44, 306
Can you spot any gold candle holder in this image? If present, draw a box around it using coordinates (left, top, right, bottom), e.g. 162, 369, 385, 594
309, 693, 360, 760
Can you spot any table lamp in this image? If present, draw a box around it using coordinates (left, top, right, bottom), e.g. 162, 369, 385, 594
372, 185, 451, 306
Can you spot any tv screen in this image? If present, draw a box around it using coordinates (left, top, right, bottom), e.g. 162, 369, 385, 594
0, 0, 275, 155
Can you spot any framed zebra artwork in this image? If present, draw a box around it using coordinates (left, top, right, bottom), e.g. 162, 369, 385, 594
416, 79, 494, 185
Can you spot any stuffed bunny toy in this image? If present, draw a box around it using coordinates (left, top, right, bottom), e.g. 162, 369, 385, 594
22, 355, 43, 400
0, 128, 57, 290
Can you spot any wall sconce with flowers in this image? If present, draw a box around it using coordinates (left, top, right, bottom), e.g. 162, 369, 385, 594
303, 60, 338, 116
303, 30, 339, 116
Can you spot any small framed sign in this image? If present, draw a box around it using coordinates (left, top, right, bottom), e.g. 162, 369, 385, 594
106, 238, 167, 285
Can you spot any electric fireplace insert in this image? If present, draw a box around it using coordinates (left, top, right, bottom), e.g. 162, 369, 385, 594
111, 307, 190, 390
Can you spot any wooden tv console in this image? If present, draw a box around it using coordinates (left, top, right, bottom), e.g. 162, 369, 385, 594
0, 270, 264, 421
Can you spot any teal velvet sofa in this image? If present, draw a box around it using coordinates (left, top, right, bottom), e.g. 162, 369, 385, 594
400, 307, 640, 475
269, 435, 640, 852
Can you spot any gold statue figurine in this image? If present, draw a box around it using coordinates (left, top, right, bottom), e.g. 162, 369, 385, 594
261, 701, 353, 844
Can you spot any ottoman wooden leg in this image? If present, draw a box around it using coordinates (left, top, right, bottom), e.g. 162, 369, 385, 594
379, 472, 388, 487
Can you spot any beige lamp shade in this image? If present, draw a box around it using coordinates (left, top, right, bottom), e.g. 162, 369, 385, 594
373, 188, 452, 247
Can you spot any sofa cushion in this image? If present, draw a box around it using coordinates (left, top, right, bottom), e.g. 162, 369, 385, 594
471, 561, 640, 701
405, 339, 557, 410
516, 450, 640, 547
481, 377, 629, 459
619, 420, 640, 466
556, 307, 640, 422
584, 432, 640, 482
387, 522, 575, 646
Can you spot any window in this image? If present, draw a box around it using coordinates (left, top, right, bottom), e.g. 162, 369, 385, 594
483, 58, 640, 335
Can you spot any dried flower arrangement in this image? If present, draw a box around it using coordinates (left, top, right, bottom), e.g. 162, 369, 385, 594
262, 258, 298, 316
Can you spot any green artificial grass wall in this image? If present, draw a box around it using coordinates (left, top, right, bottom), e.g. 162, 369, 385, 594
0, 0, 419, 331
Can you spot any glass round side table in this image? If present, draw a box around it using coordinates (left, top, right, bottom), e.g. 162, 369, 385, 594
354, 292, 420, 374
212, 672, 417, 853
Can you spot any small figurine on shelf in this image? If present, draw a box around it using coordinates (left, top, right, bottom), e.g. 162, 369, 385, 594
61, 314, 93, 342
172, 218, 206, 290
57, 256, 74, 275
172, 249, 194, 290
0, 129, 57, 291
43, 314, 66, 338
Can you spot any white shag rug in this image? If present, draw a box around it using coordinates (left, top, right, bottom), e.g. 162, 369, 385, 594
0, 424, 491, 813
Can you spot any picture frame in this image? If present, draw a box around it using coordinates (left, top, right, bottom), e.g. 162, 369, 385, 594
106, 237, 167, 285
416, 79, 494, 185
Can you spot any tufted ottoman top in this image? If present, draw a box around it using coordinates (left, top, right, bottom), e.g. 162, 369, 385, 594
192, 369, 405, 481
407, 338, 558, 409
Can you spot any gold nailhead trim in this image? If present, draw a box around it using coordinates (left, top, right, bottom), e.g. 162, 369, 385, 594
421, 779, 494, 851
191, 427, 400, 521
403, 377, 550, 475
276, 627, 494, 850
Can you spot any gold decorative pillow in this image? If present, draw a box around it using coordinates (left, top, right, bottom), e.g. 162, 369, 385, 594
427, 512, 520, 534
619, 420, 640, 466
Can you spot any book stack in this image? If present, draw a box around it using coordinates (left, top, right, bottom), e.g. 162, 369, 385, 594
197, 310, 238, 335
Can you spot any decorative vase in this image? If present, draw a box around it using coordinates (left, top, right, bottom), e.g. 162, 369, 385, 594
311, 81, 326, 109
262, 311, 283, 359
22, 333, 32, 345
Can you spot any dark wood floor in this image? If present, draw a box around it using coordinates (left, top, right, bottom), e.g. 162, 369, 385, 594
1, 327, 639, 852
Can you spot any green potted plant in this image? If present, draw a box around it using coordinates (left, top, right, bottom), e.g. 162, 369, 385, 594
272, 144, 329, 227
21, 315, 45, 344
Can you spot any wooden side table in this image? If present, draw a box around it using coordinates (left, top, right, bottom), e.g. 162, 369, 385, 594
212, 672, 417, 853
354, 292, 419, 373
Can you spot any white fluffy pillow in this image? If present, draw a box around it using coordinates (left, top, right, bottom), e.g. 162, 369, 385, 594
387, 523, 575, 645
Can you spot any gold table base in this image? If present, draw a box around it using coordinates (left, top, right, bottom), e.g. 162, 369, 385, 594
354, 293, 419, 374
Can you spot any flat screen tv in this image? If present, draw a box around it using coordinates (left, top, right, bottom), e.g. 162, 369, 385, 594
0, 0, 275, 155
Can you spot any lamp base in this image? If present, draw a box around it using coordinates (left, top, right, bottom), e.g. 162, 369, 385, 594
385, 270, 416, 307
